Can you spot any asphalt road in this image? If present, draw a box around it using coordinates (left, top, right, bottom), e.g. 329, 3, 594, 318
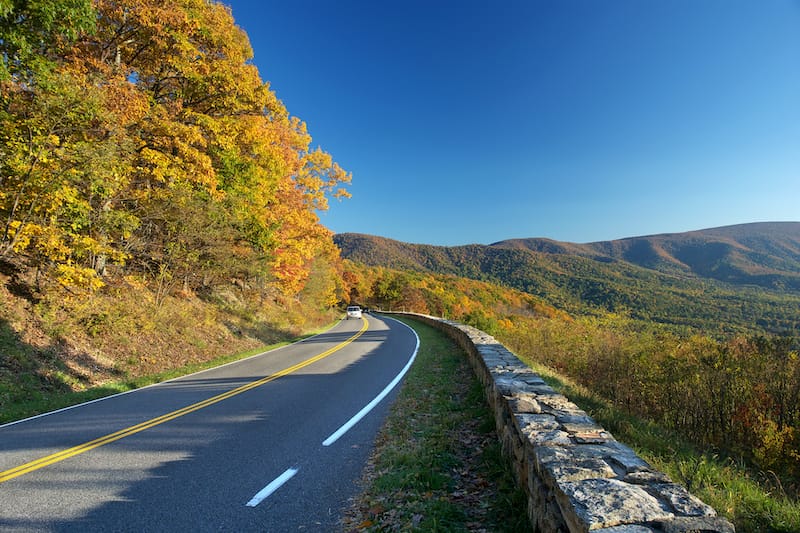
0, 314, 418, 532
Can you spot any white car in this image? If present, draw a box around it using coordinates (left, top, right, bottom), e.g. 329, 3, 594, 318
346, 305, 362, 319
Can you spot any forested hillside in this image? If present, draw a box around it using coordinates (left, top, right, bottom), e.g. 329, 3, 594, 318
335, 225, 800, 335
1, 0, 349, 298
0, 0, 351, 412
495, 222, 800, 292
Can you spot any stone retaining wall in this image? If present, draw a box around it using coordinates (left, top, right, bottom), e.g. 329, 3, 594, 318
388, 313, 735, 533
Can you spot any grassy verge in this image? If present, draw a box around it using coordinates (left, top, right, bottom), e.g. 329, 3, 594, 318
523, 360, 800, 533
1, 265, 345, 425
342, 317, 529, 532
0, 324, 334, 425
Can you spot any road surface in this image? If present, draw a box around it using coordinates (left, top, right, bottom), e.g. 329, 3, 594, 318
0, 314, 418, 532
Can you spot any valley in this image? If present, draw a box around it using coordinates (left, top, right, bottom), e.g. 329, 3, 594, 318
335, 222, 800, 335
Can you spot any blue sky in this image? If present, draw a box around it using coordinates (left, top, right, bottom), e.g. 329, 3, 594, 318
224, 0, 800, 245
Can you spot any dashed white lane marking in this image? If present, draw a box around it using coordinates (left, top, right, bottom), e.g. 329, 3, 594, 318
246, 467, 300, 507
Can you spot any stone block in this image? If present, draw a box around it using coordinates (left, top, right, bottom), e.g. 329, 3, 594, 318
598, 443, 652, 474
483, 358, 509, 369
514, 414, 572, 448
647, 483, 717, 517
656, 516, 735, 533
538, 394, 586, 416
556, 478, 673, 532
509, 393, 543, 414
534, 443, 571, 478
495, 376, 543, 395
624, 471, 672, 485
519, 375, 548, 387
529, 384, 563, 397
532, 429, 573, 447
502, 365, 534, 376
572, 430, 615, 445
594, 526, 656, 533
557, 413, 599, 427
558, 414, 608, 439
516, 413, 559, 432
534, 444, 616, 484
545, 457, 617, 483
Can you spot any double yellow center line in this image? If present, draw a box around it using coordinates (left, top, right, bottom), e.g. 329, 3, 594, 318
0, 319, 368, 484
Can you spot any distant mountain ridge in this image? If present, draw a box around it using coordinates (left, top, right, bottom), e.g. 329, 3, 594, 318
491, 222, 800, 290
334, 222, 800, 333
336, 222, 800, 292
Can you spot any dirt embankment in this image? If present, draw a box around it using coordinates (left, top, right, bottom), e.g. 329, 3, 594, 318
0, 264, 334, 419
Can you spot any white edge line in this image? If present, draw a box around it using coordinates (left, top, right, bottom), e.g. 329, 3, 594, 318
246, 467, 299, 507
322, 315, 420, 447
0, 321, 346, 430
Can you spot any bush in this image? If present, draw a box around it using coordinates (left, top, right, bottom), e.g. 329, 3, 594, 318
497, 316, 800, 491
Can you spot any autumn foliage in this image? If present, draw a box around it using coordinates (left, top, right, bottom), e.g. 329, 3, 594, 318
1, 0, 349, 303
346, 261, 800, 488
495, 316, 800, 484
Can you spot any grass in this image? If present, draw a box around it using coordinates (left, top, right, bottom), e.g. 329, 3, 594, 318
521, 359, 800, 533
343, 315, 800, 532
342, 317, 529, 532
1, 267, 343, 425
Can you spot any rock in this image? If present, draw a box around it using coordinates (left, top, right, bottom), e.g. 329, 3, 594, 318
647, 483, 717, 517
544, 457, 617, 483
573, 430, 615, 444
595, 526, 656, 533
509, 393, 542, 414
657, 516, 736, 533
532, 429, 573, 447
624, 470, 672, 485
536, 445, 616, 483
557, 478, 673, 531
538, 394, 586, 416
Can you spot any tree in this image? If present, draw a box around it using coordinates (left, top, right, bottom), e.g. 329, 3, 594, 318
1, 0, 351, 301
0, 0, 95, 81
0, 63, 142, 287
